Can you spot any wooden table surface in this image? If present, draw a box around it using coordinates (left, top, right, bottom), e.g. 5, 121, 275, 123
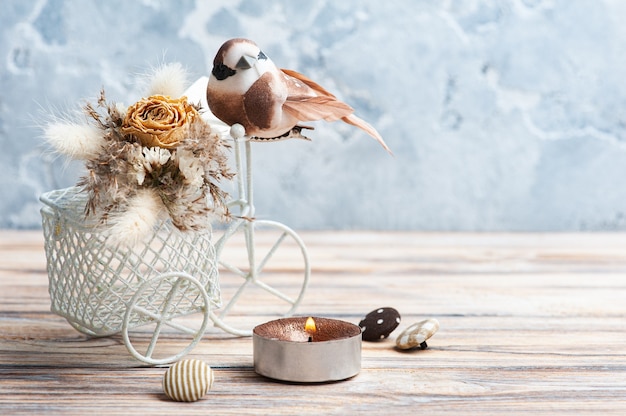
1, 230, 625, 415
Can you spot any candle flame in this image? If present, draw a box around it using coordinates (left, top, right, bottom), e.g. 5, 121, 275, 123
305, 317, 316, 333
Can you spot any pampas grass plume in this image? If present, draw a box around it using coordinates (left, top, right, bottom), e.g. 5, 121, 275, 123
105, 188, 164, 247
147, 62, 188, 97
44, 122, 105, 160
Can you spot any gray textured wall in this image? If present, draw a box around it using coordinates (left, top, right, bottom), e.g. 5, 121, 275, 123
2, 0, 626, 230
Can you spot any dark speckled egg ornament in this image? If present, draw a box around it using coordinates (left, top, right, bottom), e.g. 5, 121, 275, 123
359, 307, 401, 341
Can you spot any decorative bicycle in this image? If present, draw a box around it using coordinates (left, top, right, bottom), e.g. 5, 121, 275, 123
40, 124, 311, 365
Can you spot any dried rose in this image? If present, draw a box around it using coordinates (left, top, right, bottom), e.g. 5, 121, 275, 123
121, 95, 199, 149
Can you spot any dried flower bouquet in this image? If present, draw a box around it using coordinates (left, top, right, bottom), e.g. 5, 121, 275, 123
44, 63, 234, 246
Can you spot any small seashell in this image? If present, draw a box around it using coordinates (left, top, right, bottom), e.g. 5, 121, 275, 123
163, 359, 214, 402
359, 307, 401, 341
395, 318, 440, 350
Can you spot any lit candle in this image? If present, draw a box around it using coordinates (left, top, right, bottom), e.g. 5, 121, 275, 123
253, 316, 362, 383
305, 317, 316, 342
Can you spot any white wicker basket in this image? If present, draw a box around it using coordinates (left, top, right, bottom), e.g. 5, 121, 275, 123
40, 186, 220, 364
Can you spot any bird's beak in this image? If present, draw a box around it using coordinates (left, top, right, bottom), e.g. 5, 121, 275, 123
236, 54, 257, 70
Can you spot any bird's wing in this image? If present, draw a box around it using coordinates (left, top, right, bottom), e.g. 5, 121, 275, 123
280, 68, 337, 98
281, 68, 353, 121
283, 95, 353, 122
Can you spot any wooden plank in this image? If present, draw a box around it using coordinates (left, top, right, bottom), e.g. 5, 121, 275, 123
1, 231, 625, 414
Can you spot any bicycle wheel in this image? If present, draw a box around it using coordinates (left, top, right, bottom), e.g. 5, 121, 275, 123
211, 219, 310, 336
122, 272, 210, 365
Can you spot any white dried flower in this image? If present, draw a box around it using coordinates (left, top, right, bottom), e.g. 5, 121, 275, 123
127, 146, 171, 186
175, 149, 204, 187
127, 146, 147, 185
143, 146, 171, 168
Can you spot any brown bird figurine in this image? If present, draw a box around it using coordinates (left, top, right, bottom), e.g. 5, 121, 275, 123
206, 38, 391, 153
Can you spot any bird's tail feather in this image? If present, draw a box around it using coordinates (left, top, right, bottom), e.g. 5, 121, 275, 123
342, 114, 392, 155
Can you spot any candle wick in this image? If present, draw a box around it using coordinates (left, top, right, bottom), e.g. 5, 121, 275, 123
308, 336, 312, 343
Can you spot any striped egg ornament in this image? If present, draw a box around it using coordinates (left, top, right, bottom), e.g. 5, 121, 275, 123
163, 359, 214, 402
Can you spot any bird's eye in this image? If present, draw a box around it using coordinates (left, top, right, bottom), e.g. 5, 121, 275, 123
258, 51, 267, 61
212, 63, 236, 80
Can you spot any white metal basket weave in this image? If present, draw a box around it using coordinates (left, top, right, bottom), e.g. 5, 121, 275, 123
40, 186, 220, 364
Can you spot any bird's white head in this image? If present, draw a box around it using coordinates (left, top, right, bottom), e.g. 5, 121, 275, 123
210, 38, 275, 93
